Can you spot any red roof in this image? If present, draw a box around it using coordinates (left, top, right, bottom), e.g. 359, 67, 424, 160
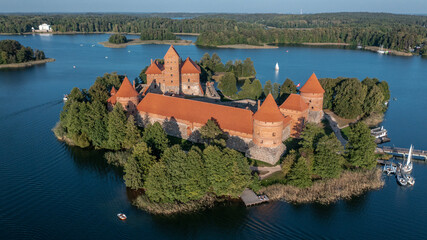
253, 94, 285, 122
137, 93, 253, 134
181, 57, 201, 74
107, 95, 117, 104
145, 61, 164, 74
164, 45, 180, 59
279, 94, 309, 111
115, 77, 139, 98
111, 86, 117, 95
299, 73, 325, 94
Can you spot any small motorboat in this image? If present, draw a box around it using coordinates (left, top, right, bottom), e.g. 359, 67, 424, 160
403, 174, 415, 186
396, 173, 407, 186
105, 56, 108, 59
117, 213, 127, 220
383, 163, 396, 175
63, 94, 68, 101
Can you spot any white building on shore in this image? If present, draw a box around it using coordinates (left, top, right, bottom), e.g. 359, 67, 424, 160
36, 23, 52, 32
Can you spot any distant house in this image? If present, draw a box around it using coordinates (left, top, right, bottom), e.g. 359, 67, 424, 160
37, 23, 52, 32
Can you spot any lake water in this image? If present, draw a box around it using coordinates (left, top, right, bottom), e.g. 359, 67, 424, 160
0, 34, 426, 239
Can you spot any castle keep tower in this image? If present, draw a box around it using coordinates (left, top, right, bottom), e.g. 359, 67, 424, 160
162, 45, 181, 94
299, 73, 325, 123
145, 45, 203, 96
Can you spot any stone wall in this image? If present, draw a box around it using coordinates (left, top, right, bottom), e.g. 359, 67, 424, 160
246, 141, 286, 165
307, 110, 324, 123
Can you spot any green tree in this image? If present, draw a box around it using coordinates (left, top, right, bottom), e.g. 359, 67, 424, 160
263, 80, 273, 96
299, 123, 326, 151
287, 156, 312, 188
333, 78, 367, 118
346, 122, 377, 169
279, 78, 297, 99
85, 100, 108, 148
218, 72, 237, 97
88, 81, 109, 103
200, 119, 226, 147
242, 57, 256, 77
144, 161, 174, 202
363, 84, 384, 114
106, 104, 127, 150
124, 141, 156, 190
272, 82, 280, 99
122, 115, 141, 149
138, 66, 148, 84
108, 34, 127, 44
282, 150, 297, 177
142, 122, 169, 157
313, 135, 344, 179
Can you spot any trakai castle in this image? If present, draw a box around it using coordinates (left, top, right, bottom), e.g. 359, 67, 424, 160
108, 46, 325, 164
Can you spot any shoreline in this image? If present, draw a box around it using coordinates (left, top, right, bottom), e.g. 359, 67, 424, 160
216, 44, 278, 49
0, 58, 55, 69
302, 42, 350, 46
262, 169, 384, 205
363, 46, 412, 57
99, 39, 193, 48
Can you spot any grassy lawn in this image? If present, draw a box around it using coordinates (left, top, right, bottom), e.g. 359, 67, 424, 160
260, 170, 286, 186
248, 158, 275, 167
341, 126, 350, 140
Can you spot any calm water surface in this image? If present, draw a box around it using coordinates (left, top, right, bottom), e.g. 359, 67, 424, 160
0, 34, 426, 239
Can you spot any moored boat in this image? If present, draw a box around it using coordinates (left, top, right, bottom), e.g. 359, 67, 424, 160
396, 172, 407, 186
403, 174, 415, 186
117, 213, 127, 220
63, 94, 68, 101
401, 145, 414, 173
383, 163, 396, 175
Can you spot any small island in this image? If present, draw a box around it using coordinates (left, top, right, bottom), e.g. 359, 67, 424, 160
0, 40, 54, 69
99, 32, 192, 48
54, 47, 390, 215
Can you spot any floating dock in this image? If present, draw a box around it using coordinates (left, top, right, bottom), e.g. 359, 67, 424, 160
379, 146, 427, 160
240, 188, 269, 207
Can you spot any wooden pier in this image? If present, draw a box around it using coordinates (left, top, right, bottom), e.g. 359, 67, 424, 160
379, 146, 427, 160
240, 188, 269, 207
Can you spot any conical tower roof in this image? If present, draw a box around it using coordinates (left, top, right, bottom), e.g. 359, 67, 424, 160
253, 94, 285, 122
115, 77, 139, 98
299, 73, 325, 94
111, 86, 117, 95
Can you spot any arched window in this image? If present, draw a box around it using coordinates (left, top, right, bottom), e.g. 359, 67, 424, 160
272, 132, 276, 137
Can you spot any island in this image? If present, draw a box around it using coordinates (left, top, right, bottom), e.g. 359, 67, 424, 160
99, 32, 192, 48
54, 46, 390, 214
0, 39, 54, 68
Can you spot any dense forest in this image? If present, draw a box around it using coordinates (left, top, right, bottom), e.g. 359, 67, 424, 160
1, 13, 425, 53
0, 39, 46, 64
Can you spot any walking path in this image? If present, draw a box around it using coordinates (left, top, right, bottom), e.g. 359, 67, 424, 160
324, 113, 348, 147
250, 165, 282, 179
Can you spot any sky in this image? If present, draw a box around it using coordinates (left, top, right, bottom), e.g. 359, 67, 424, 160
0, 0, 426, 14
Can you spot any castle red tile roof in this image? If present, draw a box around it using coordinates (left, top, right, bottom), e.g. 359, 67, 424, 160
279, 94, 309, 112
137, 93, 254, 134
111, 86, 117, 95
115, 77, 139, 98
299, 73, 325, 94
253, 94, 285, 122
181, 57, 201, 74
164, 45, 180, 58
107, 95, 117, 104
145, 61, 164, 74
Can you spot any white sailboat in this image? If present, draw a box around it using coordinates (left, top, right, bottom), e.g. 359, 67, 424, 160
401, 145, 413, 173
275, 62, 279, 71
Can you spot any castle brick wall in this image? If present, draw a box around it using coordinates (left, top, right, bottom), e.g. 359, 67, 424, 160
301, 92, 323, 112
280, 108, 308, 137
252, 119, 284, 148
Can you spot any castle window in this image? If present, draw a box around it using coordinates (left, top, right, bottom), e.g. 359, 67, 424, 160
312, 107, 314, 109
272, 132, 276, 137
309, 100, 312, 103
260, 140, 263, 144
273, 141, 277, 144
188, 86, 190, 89
188, 79, 190, 82
170, 67, 172, 70
171, 74, 173, 76
171, 80, 173, 83
154, 85, 157, 89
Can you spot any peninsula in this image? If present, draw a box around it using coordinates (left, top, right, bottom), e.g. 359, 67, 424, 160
0, 40, 52, 68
